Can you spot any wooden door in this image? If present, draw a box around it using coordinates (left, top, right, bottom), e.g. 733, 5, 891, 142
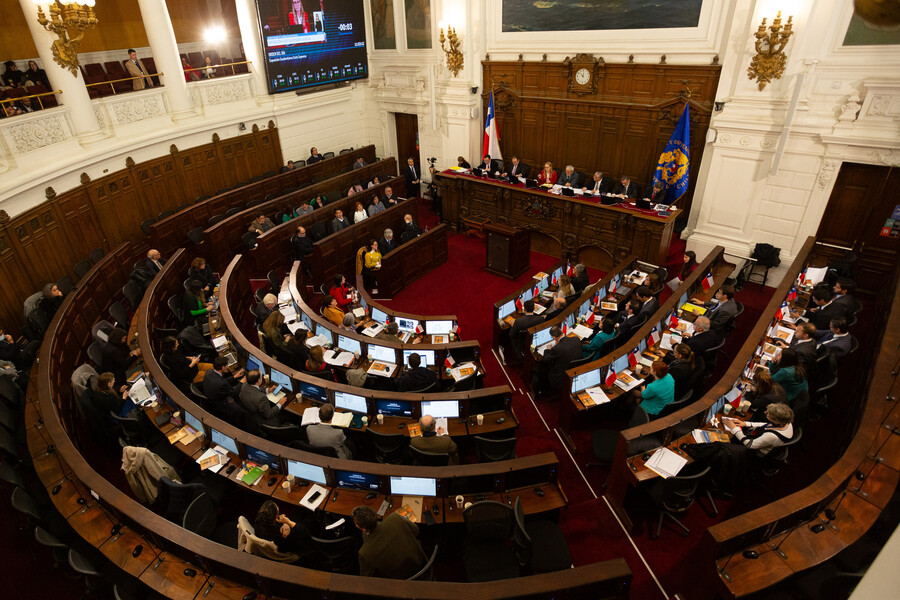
816, 163, 898, 293
395, 112, 419, 172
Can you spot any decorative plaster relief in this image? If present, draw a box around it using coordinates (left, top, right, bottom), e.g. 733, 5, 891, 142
203, 80, 252, 105
2, 113, 71, 153
817, 160, 838, 190
108, 94, 167, 125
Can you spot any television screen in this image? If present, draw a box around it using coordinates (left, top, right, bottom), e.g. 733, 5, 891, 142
425, 320, 453, 335
396, 317, 418, 333
390, 476, 436, 497
184, 411, 203, 434
287, 459, 327, 485
255, 0, 368, 94
247, 354, 265, 376
571, 368, 602, 393
270, 368, 293, 391
337, 334, 361, 355
211, 428, 239, 456
368, 344, 396, 364
612, 353, 630, 374
498, 299, 516, 319
533, 327, 553, 348
301, 311, 315, 333
298, 381, 328, 403
334, 391, 367, 413
371, 307, 389, 324
420, 400, 459, 419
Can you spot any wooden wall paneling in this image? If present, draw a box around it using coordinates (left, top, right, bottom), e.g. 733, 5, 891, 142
176, 145, 226, 202
7, 205, 76, 295
54, 188, 105, 265
132, 156, 185, 219
86, 172, 143, 249
0, 216, 40, 334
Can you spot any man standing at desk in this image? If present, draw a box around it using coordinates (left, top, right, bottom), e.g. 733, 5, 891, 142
410, 414, 459, 464
405, 157, 421, 197
352, 506, 426, 579
558, 165, 580, 188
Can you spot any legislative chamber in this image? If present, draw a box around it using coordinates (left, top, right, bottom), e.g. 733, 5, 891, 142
1, 1, 898, 600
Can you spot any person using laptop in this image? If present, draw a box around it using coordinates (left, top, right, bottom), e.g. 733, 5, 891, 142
500, 155, 529, 179
583, 171, 614, 195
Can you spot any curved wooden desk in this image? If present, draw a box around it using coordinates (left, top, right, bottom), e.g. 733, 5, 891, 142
492, 259, 567, 351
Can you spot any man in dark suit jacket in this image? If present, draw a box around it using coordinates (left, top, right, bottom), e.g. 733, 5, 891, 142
501, 156, 530, 179
353, 506, 425, 579
815, 318, 851, 358
410, 414, 459, 464
583, 171, 615, 195
256, 294, 276, 322
396, 352, 438, 392
477, 154, 500, 173
804, 287, 848, 331
400, 214, 422, 241
697, 285, 738, 336
238, 370, 284, 427
378, 228, 397, 255
536, 325, 583, 392
775, 322, 817, 379
291, 226, 314, 259
142, 249, 166, 275
510, 300, 545, 357
635, 286, 659, 320
612, 175, 639, 198
307, 147, 324, 164
685, 317, 719, 356
330, 208, 350, 233
202, 357, 246, 418
617, 299, 643, 339
382, 186, 398, 207
645, 181, 668, 203
307, 403, 352, 459
404, 157, 420, 197
831, 279, 857, 317
542, 297, 567, 322
558, 165, 580, 188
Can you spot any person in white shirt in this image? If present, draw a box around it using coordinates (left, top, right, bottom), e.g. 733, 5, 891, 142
724, 403, 794, 456
353, 201, 367, 223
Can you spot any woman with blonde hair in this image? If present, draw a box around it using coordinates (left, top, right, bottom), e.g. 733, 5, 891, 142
555, 274, 575, 298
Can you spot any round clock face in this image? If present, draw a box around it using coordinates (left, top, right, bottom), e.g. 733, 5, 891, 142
575, 67, 591, 85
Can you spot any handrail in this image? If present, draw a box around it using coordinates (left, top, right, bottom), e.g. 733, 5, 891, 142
183, 59, 252, 77
0, 88, 62, 111
85, 72, 164, 90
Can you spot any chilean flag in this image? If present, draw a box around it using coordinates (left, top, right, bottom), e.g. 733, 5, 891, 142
628, 348, 639, 370
453, 322, 461, 336
552, 273, 559, 286
594, 289, 602, 305
585, 311, 595, 326
483, 91, 502, 161
730, 384, 744, 408
787, 286, 797, 302
515, 296, 523, 312
701, 272, 714, 291
648, 326, 660, 347
775, 301, 789, 321
609, 278, 617, 295
799, 271, 806, 285
566, 262, 573, 277
415, 322, 424, 335
444, 354, 456, 369
562, 321, 568, 335
533, 284, 540, 298
669, 311, 680, 329
605, 365, 617, 387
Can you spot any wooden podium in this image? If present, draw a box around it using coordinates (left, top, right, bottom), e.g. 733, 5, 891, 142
484, 223, 530, 279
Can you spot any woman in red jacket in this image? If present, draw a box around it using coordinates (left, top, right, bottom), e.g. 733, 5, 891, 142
538, 161, 558, 185
329, 274, 354, 308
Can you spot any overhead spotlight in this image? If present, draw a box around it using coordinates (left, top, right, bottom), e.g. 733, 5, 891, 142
204, 25, 226, 44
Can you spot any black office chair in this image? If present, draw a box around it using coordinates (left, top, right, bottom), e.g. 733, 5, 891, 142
658, 388, 694, 418
89, 248, 105, 264
703, 338, 726, 375
296, 440, 339, 458
512, 496, 571, 573
122, 281, 142, 311
110, 411, 142, 445
646, 463, 711, 539
267, 270, 281, 294
183, 493, 237, 546
167, 295, 186, 325
242, 231, 259, 249
259, 423, 302, 445
407, 544, 439, 581
792, 389, 811, 429
189, 383, 209, 406
367, 429, 409, 464
109, 301, 130, 329
311, 535, 357, 573
587, 405, 650, 475
225, 206, 243, 217
339, 148, 352, 155
187, 227, 204, 245
847, 335, 859, 357
139, 218, 157, 236
474, 436, 517, 462
322, 151, 335, 159
208, 214, 224, 226
409, 381, 439, 394
449, 373, 483, 391
409, 446, 449, 466
463, 501, 520, 582
756, 428, 803, 480
157, 477, 206, 524
86, 341, 104, 369
294, 160, 306, 167
74, 259, 93, 280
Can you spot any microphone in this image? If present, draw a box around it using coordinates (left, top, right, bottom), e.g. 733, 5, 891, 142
771, 511, 823, 559
718, 549, 761, 582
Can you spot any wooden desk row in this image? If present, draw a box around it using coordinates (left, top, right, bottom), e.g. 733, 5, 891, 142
492, 259, 567, 350
150, 144, 377, 254
353, 224, 451, 300
436, 169, 681, 271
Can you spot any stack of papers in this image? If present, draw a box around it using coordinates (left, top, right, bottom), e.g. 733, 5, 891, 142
352, 307, 366, 318
305, 334, 329, 348
533, 272, 547, 280
362, 323, 385, 337
301, 407, 321, 426
287, 321, 308, 335
238, 464, 266, 486
431, 334, 448, 344
367, 361, 397, 377
396, 496, 424, 523
681, 302, 707, 315
660, 332, 682, 351
804, 267, 827, 286
692, 430, 730, 444
266, 387, 286, 404
324, 350, 355, 366
571, 324, 594, 339
774, 326, 795, 344
434, 417, 449, 436
578, 386, 611, 407
614, 370, 644, 391
278, 290, 292, 303
451, 362, 477, 382
196, 446, 229, 473
536, 341, 555, 356
643, 448, 688, 479
601, 301, 619, 311
533, 304, 547, 314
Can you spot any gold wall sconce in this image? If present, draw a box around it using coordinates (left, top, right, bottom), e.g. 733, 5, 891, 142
33, 0, 99, 77
439, 26, 464, 78
747, 11, 793, 91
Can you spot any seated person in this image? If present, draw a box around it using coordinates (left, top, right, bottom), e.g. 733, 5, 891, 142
500, 155, 529, 179
248, 213, 275, 235
804, 286, 847, 331
83, 371, 129, 419
291, 226, 314, 260
363, 239, 381, 290
684, 316, 718, 356
723, 403, 794, 456
645, 273, 663, 296
637, 361, 674, 416
537, 161, 557, 185
554, 275, 575, 299
558, 164, 580, 187
183, 280, 211, 322
239, 369, 284, 427
476, 154, 500, 173
769, 348, 808, 405
583, 170, 615, 195
353, 201, 368, 223
352, 157, 367, 170
692, 285, 737, 337
401, 213, 423, 239
745, 368, 787, 412
375, 321, 401, 342
773, 322, 817, 382
368, 175, 381, 189
340, 313, 360, 333
282, 160, 295, 172
322, 295, 345, 327
509, 300, 544, 357
667, 343, 696, 401
396, 352, 438, 392
256, 293, 277, 322
160, 336, 212, 387
262, 311, 308, 370
535, 325, 582, 394
330, 208, 350, 233
378, 228, 397, 254
617, 300, 644, 341
253, 500, 314, 556
583, 317, 616, 361
681, 251, 698, 281
634, 285, 659, 319
832, 278, 857, 317
39, 282, 65, 317
815, 317, 851, 358
142, 249, 166, 274
329, 274, 354, 308
307, 146, 324, 164
305, 345, 328, 372
542, 296, 567, 321
188, 257, 217, 293
457, 156, 471, 169
645, 180, 668, 204
571, 263, 589, 294
410, 414, 459, 464
383, 186, 398, 207
202, 357, 246, 417
367, 196, 386, 216
352, 506, 426, 579
101, 327, 141, 390
307, 403, 352, 459
0, 329, 25, 371
612, 175, 638, 198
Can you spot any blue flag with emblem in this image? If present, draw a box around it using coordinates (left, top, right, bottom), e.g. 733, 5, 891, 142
654, 104, 690, 204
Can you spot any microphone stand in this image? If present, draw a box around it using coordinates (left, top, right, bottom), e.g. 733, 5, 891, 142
771, 511, 822, 559
823, 491, 848, 532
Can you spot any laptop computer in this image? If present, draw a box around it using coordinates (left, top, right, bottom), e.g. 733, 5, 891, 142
636, 199, 652, 209
561, 187, 575, 197
600, 195, 618, 205
525, 179, 538, 188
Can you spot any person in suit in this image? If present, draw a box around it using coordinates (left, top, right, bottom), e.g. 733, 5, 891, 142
125, 49, 154, 90
290, 226, 314, 260
238, 369, 285, 427
612, 175, 638, 198
815, 318, 851, 358
410, 414, 459, 464
457, 156, 471, 169
542, 297, 567, 321
307, 403, 352, 459
537, 161, 558, 185
510, 300, 544, 358
583, 171, 615, 195
248, 213, 275, 235
775, 322, 817, 381
638, 361, 675, 416
804, 287, 848, 331
160, 336, 212, 388
501, 155, 529, 179
696, 285, 738, 337
352, 506, 426, 579
685, 316, 719, 356
634, 285, 659, 320
645, 181, 668, 204
142, 249, 166, 275
571, 263, 589, 294
352, 157, 367, 170
374, 321, 401, 342
617, 300, 644, 341
404, 157, 420, 197
378, 228, 397, 255
367, 196, 386, 216
583, 317, 616, 361
477, 154, 500, 173
400, 213, 422, 241
330, 208, 350, 233
536, 325, 583, 393
558, 165, 580, 188
202, 356, 246, 416
307, 147, 324, 164
831, 279, 857, 317
396, 352, 438, 392
101, 327, 141, 390
382, 186, 398, 207
256, 293, 277, 322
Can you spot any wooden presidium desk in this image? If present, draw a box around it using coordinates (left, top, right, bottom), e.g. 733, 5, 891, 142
437, 170, 681, 270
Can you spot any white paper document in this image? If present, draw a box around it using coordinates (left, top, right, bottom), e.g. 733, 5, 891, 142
533, 304, 547, 314
305, 334, 329, 348
804, 267, 827, 285
585, 386, 611, 406
614, 370, 644, 391
367, 361, 397, 377
278, 290, 292, 303
660, 332, 681, 351
266, 388, 286, 404
644, 448, 688, 479
300, 484, 328, 510
195, 447, 228, 473
287, 321, 307, 335
324, 349, 355, 366
572, 324, 594, 339
331, 411, 354, 428
352, 307, 366, 318
301, 406, 321, 426
450, 362, 478, 382
362, 323, 385, 337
